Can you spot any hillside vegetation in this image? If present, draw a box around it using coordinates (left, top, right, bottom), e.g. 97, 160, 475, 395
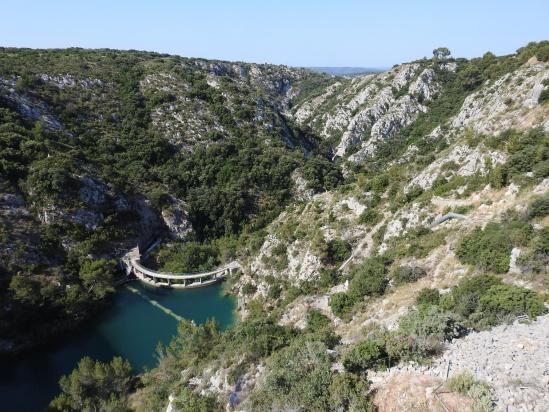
1, 41, 548, 411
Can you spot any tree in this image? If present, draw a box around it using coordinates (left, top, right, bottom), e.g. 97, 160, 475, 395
49, 356, 134, 412
329, 292, 355, 319
433, 47, 451, 60
9, 274, 40, 305
348, 257, 389, 299
343, 338, 387, 374
78, 259, 117, 300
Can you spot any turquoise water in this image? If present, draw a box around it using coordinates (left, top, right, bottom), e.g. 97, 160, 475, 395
0, 282, 235, 412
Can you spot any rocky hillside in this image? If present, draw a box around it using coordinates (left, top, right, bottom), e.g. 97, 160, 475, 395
0, 47, 335, 352
132, 43, 549, 412
1, 42, 549, 412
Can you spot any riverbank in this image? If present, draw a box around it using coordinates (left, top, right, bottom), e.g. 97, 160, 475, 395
0, 282, 235, 411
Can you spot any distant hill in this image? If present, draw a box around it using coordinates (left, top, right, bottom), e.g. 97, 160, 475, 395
306, 66, 384, 76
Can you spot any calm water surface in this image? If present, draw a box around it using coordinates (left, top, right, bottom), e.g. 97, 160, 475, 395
0, 282, 235, 412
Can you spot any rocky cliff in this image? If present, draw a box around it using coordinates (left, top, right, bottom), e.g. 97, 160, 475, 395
1, 42, 549, 412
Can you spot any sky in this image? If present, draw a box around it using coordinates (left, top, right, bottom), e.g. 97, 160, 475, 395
1, 0, 548, 68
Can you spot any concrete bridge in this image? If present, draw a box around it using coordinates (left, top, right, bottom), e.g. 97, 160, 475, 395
123, 247, 240, 289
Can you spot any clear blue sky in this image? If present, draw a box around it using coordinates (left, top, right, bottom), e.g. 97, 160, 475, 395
1, 0, 547, 67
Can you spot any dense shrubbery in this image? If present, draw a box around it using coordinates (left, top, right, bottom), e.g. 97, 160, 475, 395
441, 275, 547, 329
343, 337, 388, 374
348, 256, 390, 299
457, 218, 532, 273
301, 157, 343, 192
391, 265, 426, 285
416, 288, 441, 306
341, 273, 547, 371
388, 226, 447, 259
319, 238, 351, 266
156, 241, 220, 272
49, 356, 134, 412
487, 129, 549, 187
518, 227, 549, 273
358, 208, 382, 226
329, 292, 355, 319
528, 194, 549, 218
446, 371, 493, 412
250, 338, 332, 410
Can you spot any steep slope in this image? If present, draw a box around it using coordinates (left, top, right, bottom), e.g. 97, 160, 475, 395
128, 42, 549, 412
1, 41, 549, 412
0, 48, 336, 352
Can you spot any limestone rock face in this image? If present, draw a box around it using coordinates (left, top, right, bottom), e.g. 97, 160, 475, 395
0, 76, 63, 131
161, 197, 194, 241
406, 144, 507, 191
78, 176, 108, 207
452, 62, 549, 134
291, 62, 449, 161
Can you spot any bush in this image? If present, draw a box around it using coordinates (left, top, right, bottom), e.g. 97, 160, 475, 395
343, 338, 388, 374
441, 275, 502, 318
348, 257, 389, 299
533, 159, 549, 178
416, 288, 441, 306
267, 283, 282, 299
406, 185, 424, 202
329, 292, 355, 319
518, 228, 549, 273
528, 194, 549, 218
446, 371, 493, 412
321, 238, 351, 266
302, 157, 343, 192
392, 265, 426, 285
158, 241, 219, 273
473, 284, 547, 327
398, 305, 463, 342
539, 88, 549, 105
78, 259, 117, 300
358, 208, 382, 227
457, 220, 532, 273
50, 357, 133, 412
329, 372, 375, 412
441, 275, 547, 329
307, 308, 331, 332
172, 387, 220, 412
242, 283, 257, 295
249, 339, 332, 411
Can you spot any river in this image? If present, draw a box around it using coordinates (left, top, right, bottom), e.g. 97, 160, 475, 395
0, 281, 235, 411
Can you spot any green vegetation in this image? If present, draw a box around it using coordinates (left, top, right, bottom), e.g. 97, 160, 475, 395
302, 157, 343, 192
348, 256, 390, 299
528, 194, 549, 218
391, 265, 426, 285
249, 338, 332, 410
156, 241, 220, 272
446, 371, 494, 412
441, 275, 547, 329
49, 356, 134, 412
319, 238, 351, 266
6, 41, 549, 411
343, 337, 388, 374
416, 288, 441, 306
358, 208, 382, 226
487, 128, 549, 187
457, 217, 532, 273
329, 292, 355, 319
0, 47, 339, 350
354, 42, 549, 179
